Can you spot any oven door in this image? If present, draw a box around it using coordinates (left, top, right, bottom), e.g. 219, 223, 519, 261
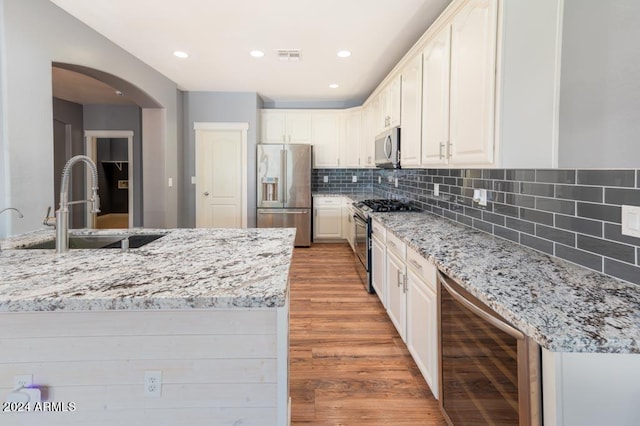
353, 213, 370, 291
438, 272, 541, 426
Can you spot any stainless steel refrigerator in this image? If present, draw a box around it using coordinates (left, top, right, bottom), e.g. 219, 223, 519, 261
257, 144, 312, 247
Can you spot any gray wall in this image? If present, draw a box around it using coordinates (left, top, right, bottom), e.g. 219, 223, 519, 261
181, 91, 261, 228
558, 0, 640, 167
0, 0, 179, 237
84, 104, 143, 226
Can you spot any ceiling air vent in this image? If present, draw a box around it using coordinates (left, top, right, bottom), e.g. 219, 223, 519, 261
276, 49, 302, 61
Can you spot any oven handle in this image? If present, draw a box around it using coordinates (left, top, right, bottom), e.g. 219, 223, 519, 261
438, 272, 524, 341
353, 214, 367, 227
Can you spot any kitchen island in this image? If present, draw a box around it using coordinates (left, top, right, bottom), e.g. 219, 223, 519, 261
0, 227, 295, 426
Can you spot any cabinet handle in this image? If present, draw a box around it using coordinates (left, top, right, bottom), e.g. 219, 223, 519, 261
439, 142, 445, 160
447, 141, 452, 159
403, 273, 407, 293
397, 270, 402, 287
409, 259, 422, 270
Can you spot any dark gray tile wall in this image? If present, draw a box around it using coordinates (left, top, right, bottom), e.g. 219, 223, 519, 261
315, 167, 640, 285
312, 169, 373, 194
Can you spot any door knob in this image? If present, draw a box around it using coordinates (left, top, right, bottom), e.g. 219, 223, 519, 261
204, 192, 210, 196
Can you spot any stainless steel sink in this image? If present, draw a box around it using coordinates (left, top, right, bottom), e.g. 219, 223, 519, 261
19, 234, 165, 250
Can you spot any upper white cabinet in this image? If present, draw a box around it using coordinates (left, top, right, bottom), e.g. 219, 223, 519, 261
260, 110, 312, 143
448, 0, 498, 165
342, 109, 362, 168
379, 75, 402, 132
400, 53, 423, 167
312, 113, 341, 168
421, 25, 452, 166
361, 101, 378, 167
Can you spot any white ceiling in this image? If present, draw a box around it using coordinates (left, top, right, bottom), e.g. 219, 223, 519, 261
50, 0, 452, 105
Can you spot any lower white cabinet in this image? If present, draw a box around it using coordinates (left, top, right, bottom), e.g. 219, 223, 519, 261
313, 196, 343, 241
386, 247, 407, 340
371, 235, 386, 307
406, 251, 439, 398
343, 199, 355, 251
371, 220, 439, 399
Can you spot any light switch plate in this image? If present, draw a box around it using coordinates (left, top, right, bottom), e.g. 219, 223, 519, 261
352, 176, 357, 183
323, 176, 329, 183
622, 205, 640, 238
434, 183, 440, 197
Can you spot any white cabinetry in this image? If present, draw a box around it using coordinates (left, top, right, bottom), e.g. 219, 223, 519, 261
449, 0, 498, 165
385, 232, 407, 340
343, 198, 355, 250
342, 109, 362, 168
400, 54, 423, 167
370, 220, 439, 398
379, 75, 402, 132
260, 110, 312, 143
406, 247, 439, 398
421, 25, 451, 166
313, 196, 342, 241
371, 219, 387, 306
361, 102, 377, 167
312, 113, 341, 168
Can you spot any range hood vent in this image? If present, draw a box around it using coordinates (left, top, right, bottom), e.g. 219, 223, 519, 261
276, 49, 302, 61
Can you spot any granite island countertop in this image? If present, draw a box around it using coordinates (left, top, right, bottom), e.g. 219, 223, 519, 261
371, 211, 640, 354
0, 227, 295, 312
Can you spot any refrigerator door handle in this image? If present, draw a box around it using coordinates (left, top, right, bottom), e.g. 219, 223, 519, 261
281, 148, 287, 204
258, 210, 309, 215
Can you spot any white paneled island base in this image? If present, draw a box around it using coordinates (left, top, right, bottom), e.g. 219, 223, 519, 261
0, 305, 289, 426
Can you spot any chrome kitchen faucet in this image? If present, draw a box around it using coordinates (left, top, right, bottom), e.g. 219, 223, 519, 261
56, 155, 101, 253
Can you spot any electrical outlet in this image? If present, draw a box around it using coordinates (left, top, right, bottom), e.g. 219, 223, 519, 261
323, 176, 329, 183
144, 370, 162, 397
434, 183, 440, 197
352, 175, 357, 183
394, 178, 398, 188
378, 176, 381, 184
13, 374, 33, 389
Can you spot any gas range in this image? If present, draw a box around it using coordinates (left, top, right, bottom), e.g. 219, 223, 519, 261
352, 199, 413, 219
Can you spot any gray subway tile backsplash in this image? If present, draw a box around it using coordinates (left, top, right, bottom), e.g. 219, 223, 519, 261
312, 167, 640, 286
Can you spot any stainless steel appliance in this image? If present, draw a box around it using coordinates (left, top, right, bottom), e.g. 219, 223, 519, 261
352, 199, 413, 293
438, 272, 541, 426
257, 144, 312, 247
375, 126, 401, 169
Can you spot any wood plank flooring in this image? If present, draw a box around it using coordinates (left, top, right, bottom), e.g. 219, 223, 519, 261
289, 243, 447, 425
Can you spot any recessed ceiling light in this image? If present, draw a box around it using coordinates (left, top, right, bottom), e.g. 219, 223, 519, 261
250, 50, 265, 58
337, 50, 351, 58
329, 84, 339, 89
173, 51, 189, 59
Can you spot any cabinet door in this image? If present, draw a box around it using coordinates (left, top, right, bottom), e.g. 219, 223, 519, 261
400, 54, 423, 167
388, 75, 402, 128
286, 112, 312, 143
407, 270, 439, 398
380, 75, 402, 130
343, 111, 362, 168
312, 113, 340, 168
371, 236, 387, 307
449, 0, 498, 165
386, 250, 406, 340
261, 111, 287, 143
343, 202, 355, 249
422, 25, 451, 166
361, 103, 376, 166
313, 197, 342, 240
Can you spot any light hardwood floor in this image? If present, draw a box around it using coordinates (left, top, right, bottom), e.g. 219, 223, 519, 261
289, 243, 447, 425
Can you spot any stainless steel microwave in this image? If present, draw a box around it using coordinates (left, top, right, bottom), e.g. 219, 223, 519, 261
374, 127, 401, 169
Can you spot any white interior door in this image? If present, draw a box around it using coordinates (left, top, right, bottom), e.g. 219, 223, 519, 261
195, 123, 248, 228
